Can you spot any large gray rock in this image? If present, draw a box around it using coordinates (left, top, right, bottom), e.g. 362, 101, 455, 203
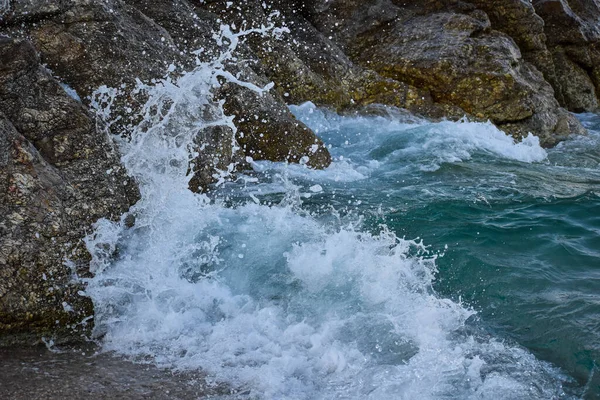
0, 0, 332, 343
203, 0, 461, 119
3, 0, 181, 98
218, 64, 331, 168
1, 0, 597, 346
465, 0, 560, 100
2, 0, 331, 185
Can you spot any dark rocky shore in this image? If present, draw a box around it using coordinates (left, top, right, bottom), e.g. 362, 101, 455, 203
1, 0, 599, 366
0, 345, 234, 399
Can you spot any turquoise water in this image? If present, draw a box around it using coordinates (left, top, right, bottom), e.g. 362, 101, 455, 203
286, 107, 600, 397
86, 69, 600, 399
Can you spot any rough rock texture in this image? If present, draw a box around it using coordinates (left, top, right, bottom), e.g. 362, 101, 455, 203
463, 0, 600, 113
218, 65, 331, 168
533, 0, 600, 112
202, 0, 589, 144
466, 0, 560, 97
0, 38, 138, 344
299, 0, 585, 145
4, 0, 182, 99
203, 0, 463, 119
2, 0, 330, 184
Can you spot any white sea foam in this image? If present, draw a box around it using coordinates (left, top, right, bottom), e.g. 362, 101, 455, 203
86, 199, 567, 399
85, 27, 570, 400
420, 120, 548, 165
291, 103, 548, 174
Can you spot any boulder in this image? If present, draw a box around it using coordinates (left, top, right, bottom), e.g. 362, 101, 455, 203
203, 0, 462, 119
0, 0, 332, 343
0, 0, 596, 346
465, 0, 560, 101
302, 0, 585, 145
218, 64, 331, 168
533, 0, 600, 112
3, 0, 182, 99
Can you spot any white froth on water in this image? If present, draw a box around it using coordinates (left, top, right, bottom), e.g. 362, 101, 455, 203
86, 200, 567, 399
291, 102, 548, 174
84, 28, 570, 400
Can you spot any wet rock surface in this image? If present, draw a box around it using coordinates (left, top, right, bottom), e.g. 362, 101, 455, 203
533, 0, 600, 113
0, 346, 232, 399
218, 64, 331, 168
0, 0, 331, 343
0, 37, 138, 344
299, 0, 587, 145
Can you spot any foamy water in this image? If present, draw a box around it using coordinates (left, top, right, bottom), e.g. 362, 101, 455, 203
83, 26, 579, 400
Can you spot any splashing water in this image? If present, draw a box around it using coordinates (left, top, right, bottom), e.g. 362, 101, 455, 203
83, 27, 583, 400
0, 0, 9, 14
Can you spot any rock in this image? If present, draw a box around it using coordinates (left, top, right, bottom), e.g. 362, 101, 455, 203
533, 0, 600, 112
131, 0, 331, 170
0, 0, 332, 343
204, 0, 460, 119
0, 38, 138, 344
0, 116, 91, 344
188, 124, 247, 193
1, 0, 596, 345
301, 0, 585, 145
442, 0, 600, 113
465, 0, 560, 100
0, 347, 231, 398
550, 46, 599, 112
218, 64, 331, 168
2, 0, 331, 187
125, 0, 219, 57
3, 0, 182, 99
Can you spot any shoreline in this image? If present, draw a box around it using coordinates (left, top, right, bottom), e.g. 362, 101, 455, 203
0, 346, 234, 399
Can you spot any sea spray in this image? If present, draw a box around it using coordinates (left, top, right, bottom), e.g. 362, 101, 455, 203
84, 26, 575, 400
292, 103, 548, 171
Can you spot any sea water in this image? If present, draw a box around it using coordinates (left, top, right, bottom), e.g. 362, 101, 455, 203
84, 28, 600, 400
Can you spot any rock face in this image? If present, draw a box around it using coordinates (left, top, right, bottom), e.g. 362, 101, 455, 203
533, 0, 600, 112
218, 65, 331, 168
205, 0, 589, 144
205, 0, 462, 118
464, 0, 600, 113
297, 0, 586, 145
2, 0, 330, 183
0, 0, 598, 343
0, 38, 138, 344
